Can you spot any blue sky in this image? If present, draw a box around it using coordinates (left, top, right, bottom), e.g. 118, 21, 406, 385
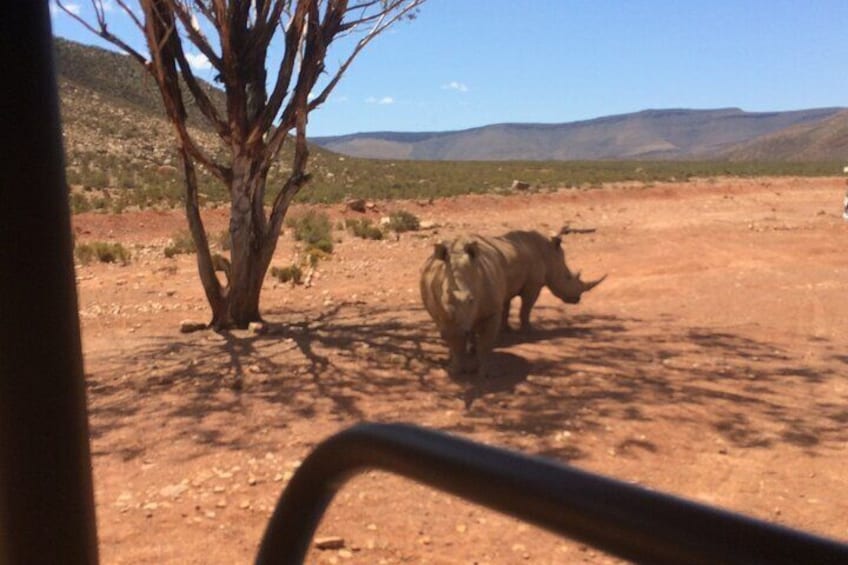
50, 1, 848, 137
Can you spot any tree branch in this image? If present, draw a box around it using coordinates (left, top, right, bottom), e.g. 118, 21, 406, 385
170, 0, 224, 68
309, 0, 423, 112
248, 0, 309, 145
178, 147, 225, 305
142, 0, 232, 181
56, 0, 150, 67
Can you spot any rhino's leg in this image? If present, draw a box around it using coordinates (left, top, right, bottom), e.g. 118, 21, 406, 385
501, 297, 513, 332
475, 314, 502, 378
444, 333, 470, 376
519, 286, 542, 331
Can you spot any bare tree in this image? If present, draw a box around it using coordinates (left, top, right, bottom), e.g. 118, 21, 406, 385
57, 0, 425, 329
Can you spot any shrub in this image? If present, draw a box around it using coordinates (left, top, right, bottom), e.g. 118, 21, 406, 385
164, 230, 196, 258
69, 192, 92, 214
287, 210, 334, 253
270, 264, 303, 285
345, 218, 383, 240
307, 237, 334, 254
90, 196, 108, 211
75, 241, 131, 265
215, 229, 232, 251
305, 247, 331, 267
387, 210, 420, 233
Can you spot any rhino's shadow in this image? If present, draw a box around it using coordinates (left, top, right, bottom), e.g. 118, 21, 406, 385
460, 351, 531, 409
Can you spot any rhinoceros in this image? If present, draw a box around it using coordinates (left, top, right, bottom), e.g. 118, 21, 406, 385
420, 229, 604, 377
498, 229, 605, 332
419, 236, 508, 378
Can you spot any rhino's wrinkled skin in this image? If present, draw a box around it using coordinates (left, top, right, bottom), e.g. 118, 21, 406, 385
420, 230, 604, 377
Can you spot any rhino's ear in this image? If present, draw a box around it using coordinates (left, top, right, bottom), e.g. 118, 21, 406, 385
433, 242, 449, 261
464, 240, 479, 259
551, 235, 563, 248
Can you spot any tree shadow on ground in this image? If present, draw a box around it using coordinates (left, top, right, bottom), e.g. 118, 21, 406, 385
85, 301, 848, 465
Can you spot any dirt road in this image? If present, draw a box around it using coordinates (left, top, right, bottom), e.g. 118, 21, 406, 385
75, 177, 848, 563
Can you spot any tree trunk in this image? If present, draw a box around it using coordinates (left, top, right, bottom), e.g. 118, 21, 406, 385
209, 165, 281, 330
220, 200, 273, 329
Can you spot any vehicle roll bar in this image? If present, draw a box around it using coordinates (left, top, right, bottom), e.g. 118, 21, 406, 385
257, 423, 848, 565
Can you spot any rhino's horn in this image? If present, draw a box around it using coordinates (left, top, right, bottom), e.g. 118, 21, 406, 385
580, 273, 607, 292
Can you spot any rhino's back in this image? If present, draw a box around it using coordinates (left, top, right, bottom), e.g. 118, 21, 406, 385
496, 231, 553, 293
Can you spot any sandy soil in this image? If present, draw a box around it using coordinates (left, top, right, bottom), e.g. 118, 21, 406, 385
74, 177, 848, 564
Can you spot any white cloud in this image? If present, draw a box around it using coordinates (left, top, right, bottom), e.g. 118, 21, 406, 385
366, 96, 394, 105
442, 81, 469, 93
55, 2, 81, 15
185, 52, 212, 70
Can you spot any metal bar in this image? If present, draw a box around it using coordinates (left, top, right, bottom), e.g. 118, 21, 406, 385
0, 2, 100, 563
256, 423, 848, 564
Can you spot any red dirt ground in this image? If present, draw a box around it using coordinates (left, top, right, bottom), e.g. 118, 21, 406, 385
74, 177, 848, 563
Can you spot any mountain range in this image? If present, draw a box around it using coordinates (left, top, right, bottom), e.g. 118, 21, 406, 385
312, 107, 848, 161
55, 37, 848, 163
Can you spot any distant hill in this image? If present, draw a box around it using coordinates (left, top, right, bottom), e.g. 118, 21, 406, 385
718, 110, 848, 161
312, 107, 846, 161
54, 38, 223, 184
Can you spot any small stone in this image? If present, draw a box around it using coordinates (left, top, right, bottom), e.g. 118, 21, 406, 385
314, 536, 345, 550
456, 523, 467, 534
338, 549, 353, 559
345, 198, 366, 213
159, 483, 188, 498
248, 321, 266, 334
239, 500, 251, 510
179, 320, 206, 333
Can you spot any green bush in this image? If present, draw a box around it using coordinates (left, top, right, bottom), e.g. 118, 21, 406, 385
164, 230, 196, 258
345, 218, 383, 240
387, 210, 420, 233
270, 264, 303, 285
287, 210, 334, 253
75, 241, 131, 265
